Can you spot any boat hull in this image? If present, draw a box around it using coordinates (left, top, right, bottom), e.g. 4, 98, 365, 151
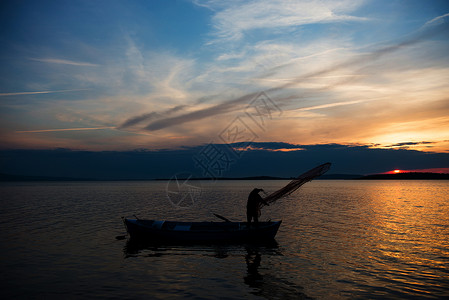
124, 219, 281, 242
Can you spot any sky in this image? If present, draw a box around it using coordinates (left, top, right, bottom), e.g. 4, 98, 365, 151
1, 0, 449, 177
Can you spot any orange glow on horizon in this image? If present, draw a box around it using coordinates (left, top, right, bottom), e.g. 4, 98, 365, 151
383, 168, 449, 174
232, 146, 305, 152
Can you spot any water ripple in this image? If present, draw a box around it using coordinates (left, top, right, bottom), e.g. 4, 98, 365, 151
0, 180, 448, 299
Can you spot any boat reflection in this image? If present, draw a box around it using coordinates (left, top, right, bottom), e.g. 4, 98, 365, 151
123, 238, 280, 258
244, 246, 263, 286
244, 245, 311, 299
123, 239, 310, 299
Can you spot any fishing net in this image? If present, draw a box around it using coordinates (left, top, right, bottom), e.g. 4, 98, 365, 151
260, 162, 331, 207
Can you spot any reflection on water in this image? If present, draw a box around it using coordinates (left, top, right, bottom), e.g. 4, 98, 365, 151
279, 180, 449, 299
124, 239, 310, 299
357, 181, 449, 298
0, 180, 448, 299
244, 246, 310, 299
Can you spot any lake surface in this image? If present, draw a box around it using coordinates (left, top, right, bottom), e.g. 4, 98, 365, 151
0, 180, 448, 299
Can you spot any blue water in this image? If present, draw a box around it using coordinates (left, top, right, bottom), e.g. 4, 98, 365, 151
0, 180, 448, 299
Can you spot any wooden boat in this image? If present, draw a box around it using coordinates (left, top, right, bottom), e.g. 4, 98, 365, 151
123, 218, 282, 242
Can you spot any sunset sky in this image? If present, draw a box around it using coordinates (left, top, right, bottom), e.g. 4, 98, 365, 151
1, 0, 449, 177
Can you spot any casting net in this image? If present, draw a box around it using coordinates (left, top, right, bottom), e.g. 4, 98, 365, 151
261, 162, 331, 207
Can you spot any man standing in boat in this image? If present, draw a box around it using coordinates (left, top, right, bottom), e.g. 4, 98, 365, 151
247, 188, 268, 227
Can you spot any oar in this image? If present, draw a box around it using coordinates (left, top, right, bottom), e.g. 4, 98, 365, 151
213, 213, 231, 222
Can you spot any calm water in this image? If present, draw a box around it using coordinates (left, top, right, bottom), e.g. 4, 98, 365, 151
0, 180, 448, 299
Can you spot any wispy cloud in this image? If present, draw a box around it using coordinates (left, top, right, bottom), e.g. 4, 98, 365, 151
30, 58, 99, 67
2, 1, 448, 153
423, 12, 449, 28
16, 127, 115, 133
124, 19, 448, 132
0, 89, 88, 96
118, 105, 187, 129
144, 92, 258, 131
385, 141, 434, 148
294, 98, 378, 112
198, 0, 368, 42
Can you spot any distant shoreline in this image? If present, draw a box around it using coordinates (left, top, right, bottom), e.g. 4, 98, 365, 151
357, 172, 449, 180
1, 172, 448, 181
0, 173, 355, 181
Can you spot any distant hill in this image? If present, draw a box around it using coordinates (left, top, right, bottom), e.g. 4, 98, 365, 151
6, 172, 447, 181
358, 172, 449, 180
319, 174, 362, 180
1, 173, 362, 181
155, 174, 363, 180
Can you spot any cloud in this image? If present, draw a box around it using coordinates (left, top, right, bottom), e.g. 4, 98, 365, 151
119, 112, 160, 129
232, 142, 305, 152
422, 12, 449, 29
117, 40, 198, 101
118, 105, 187, 129
2, 2, 448, 153
30, 58, 99, 67
16, 127, 114, 133
1, 143, 448, 179
128, 19, 448, 133
384, 141, 435, 148
198, 0, 368, 42
293, 98, 376, 112
0, 89, 88, 96
143, 92, 258, 131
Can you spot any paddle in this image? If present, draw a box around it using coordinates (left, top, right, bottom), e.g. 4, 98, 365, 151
213, 213, 231, 222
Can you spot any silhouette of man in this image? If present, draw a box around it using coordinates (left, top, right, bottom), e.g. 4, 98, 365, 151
247, 188, 268, 227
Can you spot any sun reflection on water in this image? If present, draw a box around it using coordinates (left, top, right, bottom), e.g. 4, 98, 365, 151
270, 179, 449, 298
362, 181, 449, 290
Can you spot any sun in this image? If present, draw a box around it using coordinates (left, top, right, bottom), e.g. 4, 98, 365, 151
383, 169, 405, 174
